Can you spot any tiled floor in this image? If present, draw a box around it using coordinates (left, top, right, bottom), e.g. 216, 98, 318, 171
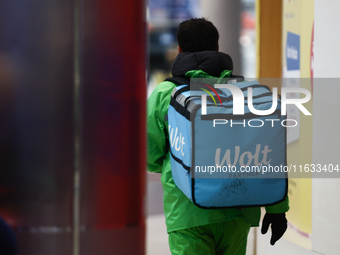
146, 172, 170, 255
147, 214, 171, 255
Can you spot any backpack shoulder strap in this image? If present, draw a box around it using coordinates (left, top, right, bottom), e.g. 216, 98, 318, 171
164, 77, 190, 86
230, 74, 244, 79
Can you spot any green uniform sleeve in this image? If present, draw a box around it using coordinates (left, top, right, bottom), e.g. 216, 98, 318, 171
147, 81, 176, 173
265, 195, 289, 213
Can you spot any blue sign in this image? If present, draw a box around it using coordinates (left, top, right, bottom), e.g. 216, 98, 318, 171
286, 31, 300, 71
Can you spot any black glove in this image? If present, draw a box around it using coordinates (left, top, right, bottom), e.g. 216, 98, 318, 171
261, 213, 287, 245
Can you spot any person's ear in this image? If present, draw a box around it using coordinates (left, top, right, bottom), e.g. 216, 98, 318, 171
217, 44, 219, 52
177, 46, 183, 53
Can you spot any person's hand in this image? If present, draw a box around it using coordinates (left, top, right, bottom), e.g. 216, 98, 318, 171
261, 213, 287, 245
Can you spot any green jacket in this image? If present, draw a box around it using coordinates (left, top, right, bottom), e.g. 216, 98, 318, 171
147, 51, 289, 233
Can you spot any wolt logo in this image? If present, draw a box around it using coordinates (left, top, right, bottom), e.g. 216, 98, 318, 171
201, 84, 312, 116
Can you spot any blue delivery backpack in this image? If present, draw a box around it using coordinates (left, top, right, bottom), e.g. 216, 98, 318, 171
166, 76, 288, 209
